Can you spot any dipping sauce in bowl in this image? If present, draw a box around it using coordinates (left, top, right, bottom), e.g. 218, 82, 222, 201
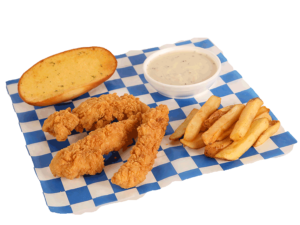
147, 51, 217, 85
143, 46, 221, 98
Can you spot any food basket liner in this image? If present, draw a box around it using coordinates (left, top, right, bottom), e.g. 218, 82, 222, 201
6, 38, 297, 214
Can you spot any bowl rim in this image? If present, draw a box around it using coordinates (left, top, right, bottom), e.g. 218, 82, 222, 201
143, 46, 222, 89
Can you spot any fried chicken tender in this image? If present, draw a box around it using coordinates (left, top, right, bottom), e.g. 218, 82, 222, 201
72, 98, 114, 132
49, 113, 142, 179
42, 108, 79, 142
42, 93, 150, 141
111, 105, 169, 189
73, 93, 150, 132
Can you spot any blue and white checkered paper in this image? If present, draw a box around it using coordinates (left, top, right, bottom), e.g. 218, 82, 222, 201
6, 38, 297, 214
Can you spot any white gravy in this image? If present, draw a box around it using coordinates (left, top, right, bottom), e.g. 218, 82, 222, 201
147, 51, 217, 85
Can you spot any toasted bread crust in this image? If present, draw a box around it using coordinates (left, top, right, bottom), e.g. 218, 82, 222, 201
18, 47, 117, 106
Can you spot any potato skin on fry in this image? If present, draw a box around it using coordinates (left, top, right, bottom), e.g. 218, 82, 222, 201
202, 104, 245, 145
215, 118, 269, 161
201, 105, 233, 131
204, 137, 233, 158
230, 98, 263, 142
254, 112, 272, 121
253, 120, 280, 147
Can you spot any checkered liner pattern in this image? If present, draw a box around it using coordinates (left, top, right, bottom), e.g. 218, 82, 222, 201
6, 38, 297, 214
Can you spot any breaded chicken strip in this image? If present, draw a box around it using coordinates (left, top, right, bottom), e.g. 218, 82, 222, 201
111, 105, 169, 189
73, 93, 149, 132
42, 93, 149, 141
71, 93, 119, 132
49, 113, 142, 179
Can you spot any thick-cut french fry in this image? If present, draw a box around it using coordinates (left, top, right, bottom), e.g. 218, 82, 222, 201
215, 118, 269, 161
216, 122, 236, 141
253, 120, 280, 147
220, 105, 234, 111
202, 104, 245, 145
255, 106, 270, 117
204, 137, 233, 158
200, 125, 208, 133
254, 112, 272, 121
169, 108, 198, 140
230, 98, 263, 142
184, 95, 221, 141
199, 124, 208, 132
213, 106, 267, 139
200, 105, 234, 131
180, 132, 205, 149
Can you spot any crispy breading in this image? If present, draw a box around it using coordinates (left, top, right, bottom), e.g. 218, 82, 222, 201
72, 94, 118, 132
42, 93, 150, 141
42, 108, 79, 142
49, 113, 142, 179
111, 105, 169, 189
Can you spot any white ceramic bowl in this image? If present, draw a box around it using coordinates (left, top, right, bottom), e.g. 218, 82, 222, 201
143, 46, 221, 98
